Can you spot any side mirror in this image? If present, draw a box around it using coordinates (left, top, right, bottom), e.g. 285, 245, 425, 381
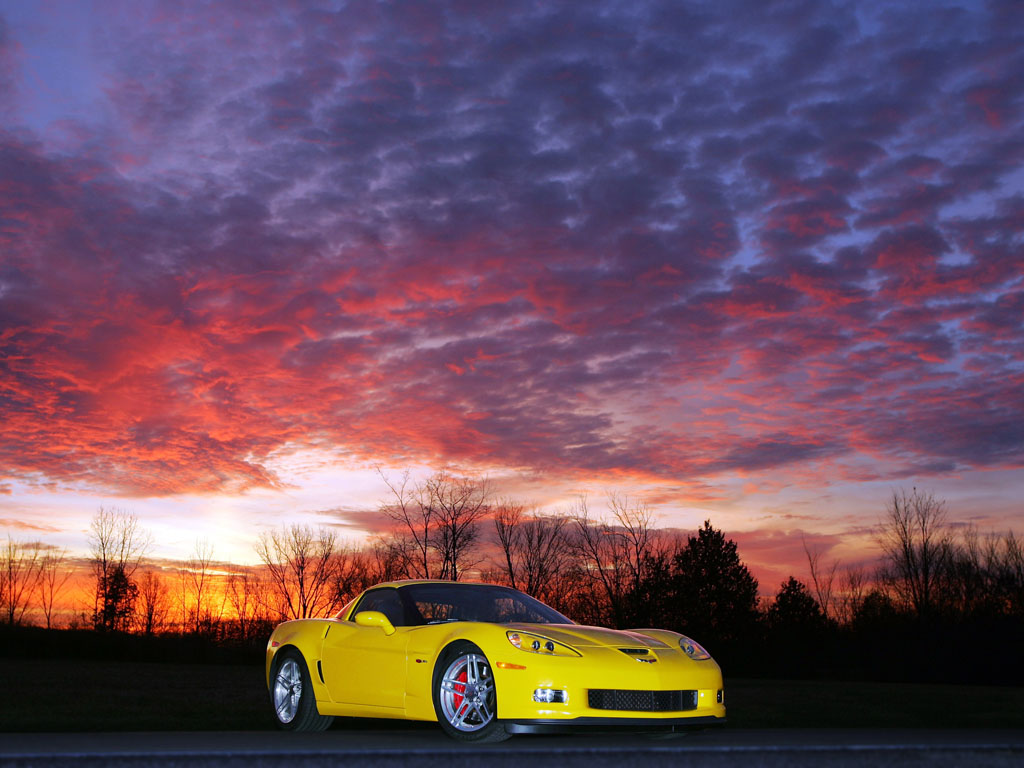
354, 610, 396, 636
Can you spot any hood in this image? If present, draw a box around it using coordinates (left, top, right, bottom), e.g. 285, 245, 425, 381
507, 623, 672, 649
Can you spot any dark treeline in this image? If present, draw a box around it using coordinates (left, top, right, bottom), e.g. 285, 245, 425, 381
2, 481, 1022, 684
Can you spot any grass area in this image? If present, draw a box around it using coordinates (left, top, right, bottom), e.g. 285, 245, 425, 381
725, 677, 1024, 729
1, 659, 274, 732
2, 658, 1023, 731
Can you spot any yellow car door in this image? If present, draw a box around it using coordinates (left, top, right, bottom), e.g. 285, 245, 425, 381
321, 587, 411, 709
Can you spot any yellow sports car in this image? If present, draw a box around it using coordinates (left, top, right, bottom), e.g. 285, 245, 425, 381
266, 580, 725, 741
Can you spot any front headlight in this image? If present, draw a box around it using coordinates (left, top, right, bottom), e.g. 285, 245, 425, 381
679, 635, 712, 660
507, 631, 581, 657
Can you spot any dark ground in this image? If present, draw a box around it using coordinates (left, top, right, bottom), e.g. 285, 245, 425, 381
3, 657, 1024, 732
2, 728, 1024, 768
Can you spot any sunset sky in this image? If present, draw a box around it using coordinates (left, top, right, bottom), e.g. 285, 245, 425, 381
1, 0, 1022, 590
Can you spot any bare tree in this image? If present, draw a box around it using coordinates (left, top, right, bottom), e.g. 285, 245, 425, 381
522, 515, 578, 612
37, 547, 73, 629
379, 469, 435, 578
999, 530, 1024, 618
366, 537, 407, 583
803, 537, 838, 621
493, 501, 574, 609
334, 542, 374, 605
87, 507, 152, 632
378, 469, 491, 581
876, 488, 952, 620
185, 538, 216, 633
251, 568, 285, 625
571, 495, 658, 627
571, 498, 627, 625
255, 524, 340, 620
425, 471, 489, 581
174, 562, 189, 632
226, 568, 267, 641
608, 493, 658, 589
2, 536, 43, 625
837, 564, 867, 625
136, 568, 171, 635
947, 525, 989, 616
943, 526, 1024, 619
493, 500, 526, 591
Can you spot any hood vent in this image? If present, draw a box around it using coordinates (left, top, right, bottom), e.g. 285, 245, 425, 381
618, 648, 650, 656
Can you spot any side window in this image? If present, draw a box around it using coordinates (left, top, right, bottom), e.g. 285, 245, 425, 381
353, 588, 406, 627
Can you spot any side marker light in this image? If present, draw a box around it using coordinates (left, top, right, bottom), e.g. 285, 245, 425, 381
496, 661, 527, 670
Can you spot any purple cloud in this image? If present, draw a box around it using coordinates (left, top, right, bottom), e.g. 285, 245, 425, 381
0, 0, 1022, 501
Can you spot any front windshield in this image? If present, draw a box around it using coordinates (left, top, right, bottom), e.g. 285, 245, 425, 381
399, 583, 573, 626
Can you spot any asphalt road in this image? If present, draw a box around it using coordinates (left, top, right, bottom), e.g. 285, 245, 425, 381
2, 728, 1023, 768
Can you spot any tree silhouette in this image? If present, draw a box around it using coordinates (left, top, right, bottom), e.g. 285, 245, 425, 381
669, 520, 760, 647
853, 588, 900, 629
97, 564, 139, 633
493, 502, 575, 614
255, 524, 340, 620
378, 469, 490, 581
572, 495, 659, 627
88, 508, 151, 632
768, 577, 826, 631
426, 471, 490, 581
184, 538, 217, 633
2, 537, 43, 625
37, 548, 72, 629
766, 576, 829, 676
622, 548, 676, 629
136, 568, 170, 635
877, 487, 951, 620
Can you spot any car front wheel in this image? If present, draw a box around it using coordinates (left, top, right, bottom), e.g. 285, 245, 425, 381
433, 642, 510, 742
271, 649, 334, 731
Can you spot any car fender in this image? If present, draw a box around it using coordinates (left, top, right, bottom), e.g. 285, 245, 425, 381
266, 619, 336, 702
403, 623, 514, 721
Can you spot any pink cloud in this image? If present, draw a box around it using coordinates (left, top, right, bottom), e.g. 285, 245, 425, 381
0, 0, 1021, 516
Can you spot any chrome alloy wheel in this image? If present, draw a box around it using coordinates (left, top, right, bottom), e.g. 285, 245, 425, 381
273, 657, 303, 724
438, 653, 496, 732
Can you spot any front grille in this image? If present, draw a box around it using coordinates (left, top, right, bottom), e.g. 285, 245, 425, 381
588, 689, 698, 712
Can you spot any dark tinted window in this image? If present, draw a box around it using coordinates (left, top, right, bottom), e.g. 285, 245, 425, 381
399, 583, 571, 626
352, 588, 407, 626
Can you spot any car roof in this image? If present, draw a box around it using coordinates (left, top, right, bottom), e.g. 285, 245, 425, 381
371, 579, 499, 589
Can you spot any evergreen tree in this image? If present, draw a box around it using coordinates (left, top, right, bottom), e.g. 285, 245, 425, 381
669, 520, 760, 647
95, 564, 139, 633
768, 576, 826, 631
623, 549, 675, 628
766, 576, 829, 676
852, 588, 900, 629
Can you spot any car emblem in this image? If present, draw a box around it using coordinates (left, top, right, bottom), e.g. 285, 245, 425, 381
635, 657, 657, 663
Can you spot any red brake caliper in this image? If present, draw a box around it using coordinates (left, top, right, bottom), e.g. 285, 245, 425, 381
452, 668, 468, 712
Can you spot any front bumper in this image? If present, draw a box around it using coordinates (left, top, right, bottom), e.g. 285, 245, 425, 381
492, 644, 725, 723
506, 715, 726, 734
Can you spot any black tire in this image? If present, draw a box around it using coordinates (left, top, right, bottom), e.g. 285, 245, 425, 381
270, 649, 334, 731
432, 641, 511, 743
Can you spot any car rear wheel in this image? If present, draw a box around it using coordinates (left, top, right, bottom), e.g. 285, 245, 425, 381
433, 641, 510, 742
271, 649, 334, 731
